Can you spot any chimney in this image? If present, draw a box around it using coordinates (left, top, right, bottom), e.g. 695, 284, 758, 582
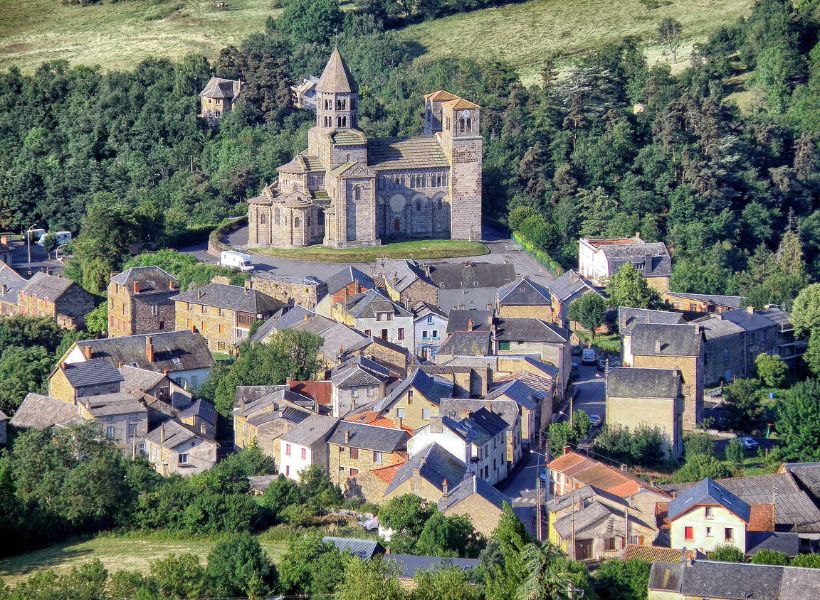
746, 305, 755, 314
442, 479, 449, 496
163, 369, 169, 376
655, 340, 663, 353
146, 336, 154, 363
430, 415, 443, 433
133, 281, 140, 295
118, 361, 123, 368
168, 280, 177, 290
467, 319, 474, 332
397, 416, 403, 429
160, 423, 165, 445
620, 464, 628, 472
198, 289, 205, 299
563, 445, 571, 455
60, 360, 66, 370
83, 346, 92, 360
344, 429, 351, 444
0, 234, 8, 246
190, 323, 197, 333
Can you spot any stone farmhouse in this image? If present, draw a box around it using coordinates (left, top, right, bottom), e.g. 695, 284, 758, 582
578, 234, 671, 291
248, 48, 482, 249
199, 77, 242, 123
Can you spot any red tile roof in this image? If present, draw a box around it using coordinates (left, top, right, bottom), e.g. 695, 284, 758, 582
624, 544, 691, 563
289, 380, 332, 407
748, 503, 776, 532
372, 461, 405, 484
547, 450, 670, 499
345, 410, 414, 433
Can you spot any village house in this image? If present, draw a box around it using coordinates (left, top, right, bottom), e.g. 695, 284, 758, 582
648, 559, 820, 600
338, 335, 413, 377
199, 77, 242, 122
374, 258, 438, 308
629, 323, 704, 431
0, 263, 25, 316
483, 378, 540, 448
496, 277, 552, 321
545, 269, 601, 331
287, 379, 333, 414
619, 307, 685, 367
439, 397, 522, 468
48, 358, 124, 405
144, 419, 218, 476
427, 261, 516, 312
233, 386, 315, 461
331, 288, 415, 351
493, 317, 571, 394
291, 76, 320, 110
330, 355, 392, 417
662, 291, 745, 317
606, 367, 684, 460
327, 421, 409, 494
246, 272, 327, 311
314, 266, 376, 317
119, 365, 193, 410
437, 475, 508, 537
107, 267, 179, 338
383, 442, 467, 503
420, 364, 491, 398
178, 398, 217, 439
578, 234, 672, 291
17, 272, 96, 329
757, 305, 806, 367
278, 414, 339, 480
10, 393, 82, 430
172, 283, 282, 353
76, 392, 148, 457
435, 330, 494, 363
372, 368, 453, 430
407, 411, 508, 485
62, 331, 213, 393
413, 302, 447, 360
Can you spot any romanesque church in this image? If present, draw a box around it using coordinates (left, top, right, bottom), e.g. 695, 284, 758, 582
248, 49, 483, 249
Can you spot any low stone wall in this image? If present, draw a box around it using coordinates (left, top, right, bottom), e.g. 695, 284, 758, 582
247, 274, 327, 310
207, 216, 248, 257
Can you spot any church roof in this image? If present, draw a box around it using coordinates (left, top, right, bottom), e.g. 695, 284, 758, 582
425, 90, 460, 102
369, 137, 449, 170
316, 48, 358, 93
331, 130, 367, 146
442, 97, 480, 110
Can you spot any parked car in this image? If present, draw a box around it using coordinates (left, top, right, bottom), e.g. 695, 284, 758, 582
581, 347, 597, 365
571, 361, 580, 378
571, 345, 583, 356
738, 436, 759, 451
588, 414, 602, 427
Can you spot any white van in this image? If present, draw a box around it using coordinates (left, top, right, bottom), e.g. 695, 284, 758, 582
220, 250, 254, 272
36, 231, 72, 246
581, 347, 597, 365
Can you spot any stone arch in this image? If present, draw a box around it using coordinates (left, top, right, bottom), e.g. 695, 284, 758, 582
294, 216, 301, 228
260, 212, 267, 225
274, 207, 281, 225
432, 192, 449, 235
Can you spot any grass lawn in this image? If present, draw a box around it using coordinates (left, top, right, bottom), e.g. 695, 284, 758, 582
252, 239, 488, 263
0, 530, 290, 587
575, 331, 621, 355
401, 0, 755, 85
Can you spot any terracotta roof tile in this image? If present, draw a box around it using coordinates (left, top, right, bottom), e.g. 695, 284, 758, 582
289, 380, 332, 407
748, 503, 776, 533
547, 451, 670, 499
372, 460, 405, 484
624, 544, 692, 563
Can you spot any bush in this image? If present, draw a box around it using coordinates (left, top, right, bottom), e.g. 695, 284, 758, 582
791, 553, 820, 568
725, 438, 745, 465
205, 534, 277, 600
684, 433, 715, 458
707, 545, 745, 562
673, 454, 731, 483
750, 549, 790, 565
593, 424, 667, 468
755, 353, 788, 388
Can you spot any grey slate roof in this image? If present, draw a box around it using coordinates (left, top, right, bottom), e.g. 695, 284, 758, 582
484, 379, 539, 411
316, 48, 358, 93
648, 560, 820, 599
602, 241, 671, 278
331, 356, 390, 388
546, 485, 628, 513
10, 393, 80, 429
781, 462, 820, 504
385, 442, 466, 496
438, 331, 493, 357
497, 277, 551, 306
344, 288, 411, 320
438, 475, 508, 513
664, 291, 745, 308
747, 531, 802, 557
546, 269, 599, 302
606, 367, 680, 399
178, 398, 217, 425
200, 77, 241, 99
74, 331, 213, 373
438, 287, 499, 313
618, 307, 684, 336
119, 366, 167, 394
693, 314, 746, 340
377, 258, 431, 293
144, 419, 211, 450
494, 318, 569, 343
553, 502, 615, 538
325, 266, 374, 295
720, 308, 777, 332
80, 393, 147, 417
281, 414, 339, 446
110, 266, 178, 294
383, 554, 479, 579
440, 398, 519, 430
630, 323, 702, 357
757, 306, 793, 329
0, 263, 26, 304
668, 477, 751, 522
426, 261, 517, 290
322, 536, 383, 560
446, 309, 494, 334
234, 385, 287, 409
374, 369, 453, 412
21, 272, 78, 301
328, 421, 408, 452
62, 358, 124, 389
171, 283, 282, 315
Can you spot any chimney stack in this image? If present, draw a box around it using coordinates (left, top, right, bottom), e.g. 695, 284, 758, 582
442, 479, 449, 496
746, 305, 755, 314
655, 340, 663, 353
160, 423, 165, 445
83, 346, 92, 360
397, 416, 403, 429
344, 429, 351, 444
133, 281, 140, 295
190, 323, 197, 333
304, 313, 310, 321
563, 445, 571, 455
198, 289, 205, 299
146, 336, 154, 363
430, 415, 443, 433
467, 319, 474, 332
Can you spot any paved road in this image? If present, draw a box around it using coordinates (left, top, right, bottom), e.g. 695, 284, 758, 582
9, 239, 62, 278
180, 223, 556, 284
500, 450, 548, 540
568, 362, 606, 423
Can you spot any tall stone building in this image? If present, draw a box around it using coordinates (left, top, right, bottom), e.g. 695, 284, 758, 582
248, 49, 482, 249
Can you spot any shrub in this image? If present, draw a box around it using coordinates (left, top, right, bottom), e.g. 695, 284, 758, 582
707, 545, 745, 562
750, 549, 790, 565
755, 353, 788, 388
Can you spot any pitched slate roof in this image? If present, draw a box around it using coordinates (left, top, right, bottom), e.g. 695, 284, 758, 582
438, 331, 493, 357
171, 283, 282, 314
648, 560, 820, 599
618, 307, 684, 336
369, 137, 449, 170
494, 318, 569, 343
316, 48, 358, 93
426, 261, 516, 290
0, 263, 26, 304
546, 269, 599, 302
438, 475, 508, 513
178, 398, 217, 425
325, 266, 375, 295
546, 485, 629, 513
10, 393, 80, 429
119, 365, 167, 393
60, 358, 124, 389
385, 442, 466, 496
74, 331, 213, 373
344, 288, 411, 320
438, 287, 499, 313
80, 393, 147, 417
630, 323, 702, 357
720, 308, 777, 332
145, 419, 212, 450
664, 291, 745, 309
199, 77, 241, 99
383, 554, 479, 580
328, 421, 408, 452
110, 266, 178, 294
446, 309, 494, 334
377, 258, 432, 293
553, 501, 616, 538
322, 537, 383, 560
21, 272, 77, 301
497, 277, 551, 306
374, 369, 452, 413
281, 414, 339, 446
668, 477, 751, 522
484, 379, 539, 411
600, 241, 671, 278
331, 356, 391, 388
690, 313, 745, 340
439, 398, 519, 430
606, 367, 680, 399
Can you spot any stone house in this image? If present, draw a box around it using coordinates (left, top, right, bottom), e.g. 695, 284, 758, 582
429, 262, 517, 313
107, 267, 179, 338
408, 411, 508, 484
327, 421, 409, 495
375, 258, 438, 308
619, 308, 685, 367
383, 442, 467, 503
76, 392, 148, 457
314, 266, 376, 317
493, 317, 571, 395
331, 288, 415, 351
144, 419, 218, 476
496, 277, 552, 321
172, 283, 282, 353
483, 378, 540, 448
630, 323, 704, 430
119, 365, 192, 410
757, 306, 806, 367
437, 475, 508, 537
233, 386, 315, 460
446, 308, 494, 335
413, 302, 447, 360
247, 49, 482, 250
548, 487, 658, 561
338, 335, 413, 377
278, 414, 339, 480
578, 234, 672, 291
0, 264, 25, 317
17, 272, 96, 329
178, 399, 217, 439
545, 269, 601, 331
439, 397, 522, 469
606, 367, 684, 460
199, 77, 242, 122
246, 272, 327, 311
62, 331, 213, 393
372, 368, 453, 430
291, 75, 320, 110
662, 291, 745, 317
10, 393, 81, 430
330, 355, 392, 417
48, 358, 125, 405
435, 331, 494, 363
420, 364, 490, 398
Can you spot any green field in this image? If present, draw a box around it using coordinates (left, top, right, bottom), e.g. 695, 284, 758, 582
252, 239, 489, 262
0, 531, 290, 587
402, 0, 755, 85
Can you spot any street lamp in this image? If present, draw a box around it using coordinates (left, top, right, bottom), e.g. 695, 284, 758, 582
26, 224, 39, 272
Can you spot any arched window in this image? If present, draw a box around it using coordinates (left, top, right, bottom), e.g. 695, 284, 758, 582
260, 213, 267, 225
354, 186, 362, 202
459, 118, 465, 133
294, 217, 301, 228
437, 197, 443, 210
274, 208, 281, 225
342, 116, 347, 127
307, 215, 311, 227
466, 118, 472, 132
416, 198, 422, 211
318, 211, 325, 226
